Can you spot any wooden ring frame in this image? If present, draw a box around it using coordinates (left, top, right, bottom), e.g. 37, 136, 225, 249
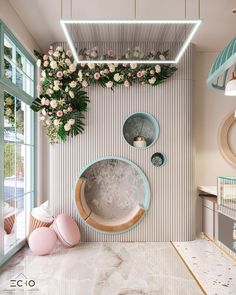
218, 111, 236, 166
75, 178, 145, 233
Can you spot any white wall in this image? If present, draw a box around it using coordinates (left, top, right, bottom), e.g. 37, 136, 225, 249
0, 0, 40, 53
194, 51, 236, 186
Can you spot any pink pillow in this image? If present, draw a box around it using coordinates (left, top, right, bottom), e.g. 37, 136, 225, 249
52, 214, 80, 247
29, 227, 57, 255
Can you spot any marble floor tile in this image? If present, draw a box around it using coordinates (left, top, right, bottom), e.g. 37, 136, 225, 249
0, 242, 202, 295
173, 237, 236, 295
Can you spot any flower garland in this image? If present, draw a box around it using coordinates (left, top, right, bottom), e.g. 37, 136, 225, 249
32, 46, 177, 143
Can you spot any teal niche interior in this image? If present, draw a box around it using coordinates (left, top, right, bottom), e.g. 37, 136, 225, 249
74, 156, 150, 234
122, 112, 160, 149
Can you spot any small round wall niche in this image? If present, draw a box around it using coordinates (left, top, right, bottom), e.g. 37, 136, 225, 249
151, 152, 166, 167
123, 112, 159, 149
74, 157, 150, 233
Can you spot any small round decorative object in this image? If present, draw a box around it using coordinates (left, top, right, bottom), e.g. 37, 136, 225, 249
52, 214, 80, 247
151, 152, 166, 167
133, 136, 147, 148
28, 227, 57, 256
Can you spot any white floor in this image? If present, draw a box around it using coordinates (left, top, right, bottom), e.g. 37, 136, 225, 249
173, 236, 236, 295
0, 242, 202, 295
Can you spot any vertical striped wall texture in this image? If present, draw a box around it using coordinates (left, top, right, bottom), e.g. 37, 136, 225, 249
49, 44, 194, 242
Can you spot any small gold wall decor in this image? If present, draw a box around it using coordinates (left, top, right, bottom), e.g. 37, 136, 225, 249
218, 111, 236, 166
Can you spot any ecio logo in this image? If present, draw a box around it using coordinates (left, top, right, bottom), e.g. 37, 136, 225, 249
10, 278, 35, 288
3, 273, 39, 293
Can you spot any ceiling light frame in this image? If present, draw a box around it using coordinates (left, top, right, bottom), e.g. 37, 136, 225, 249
60, 19, 201, 64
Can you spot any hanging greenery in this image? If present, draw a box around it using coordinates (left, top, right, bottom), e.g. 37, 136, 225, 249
31, 46, 177, 143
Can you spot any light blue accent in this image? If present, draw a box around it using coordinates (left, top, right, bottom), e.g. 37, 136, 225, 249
73, 156, 151, 234
207, 37, 236, 91
122, 112, 160, 149
0, 20, 36, 266
218, 176, 236, 181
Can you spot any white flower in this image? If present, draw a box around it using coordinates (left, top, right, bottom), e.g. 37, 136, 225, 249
69, 63, 76, 72
88, 63, 95, 70
41, 97, 46, 105
68, 119, 75, 125
65, 86, 69, 92
41, 108, 47, 116
78, 70, 83, 82
105, 81, 113, 88
41, 70, 46, 78
50, 60, 57, 69
40, 116, 45, 121
155, 65, 161, 73
36, 59, 41, 67
56, 46, 63, 52
5, 108, 12, 116
53, 119, 60, 126
69, 81, 77, 88
54, 80, 60, 86
148, 77, 156, 85
113, 73, 121, 82
130, 63, 137, 69
150, 70, 155, 75
46, 119, 51, 126
108, 64, 115, 73
65, 58, 71, 66
5, 97, 13, 105
50, 100, 58, 108
159, 54, 165, 61
64, 123, 71, 131
53, 85, 60, 91
69, 91, 75, 98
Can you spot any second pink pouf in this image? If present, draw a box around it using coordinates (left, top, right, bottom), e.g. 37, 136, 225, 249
52, 214, 80, 247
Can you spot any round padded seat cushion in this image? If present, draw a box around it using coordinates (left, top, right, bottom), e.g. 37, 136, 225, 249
52, 214, 80, 247
28, 227, 57, 256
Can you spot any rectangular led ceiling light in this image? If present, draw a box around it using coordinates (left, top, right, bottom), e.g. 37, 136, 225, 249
60, 20, 201, 64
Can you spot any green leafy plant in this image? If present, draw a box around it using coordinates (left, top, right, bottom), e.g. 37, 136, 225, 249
32, 45, 177, 143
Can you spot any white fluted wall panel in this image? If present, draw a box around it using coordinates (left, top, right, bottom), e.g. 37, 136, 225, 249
49, 45, 194, 241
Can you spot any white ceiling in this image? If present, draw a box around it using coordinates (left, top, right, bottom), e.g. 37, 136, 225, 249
7, 0, 236, 53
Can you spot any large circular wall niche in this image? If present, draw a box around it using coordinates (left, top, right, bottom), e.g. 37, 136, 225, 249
218, 112, 236, 166
74, 157, 150, 233
123, 112, 159, 149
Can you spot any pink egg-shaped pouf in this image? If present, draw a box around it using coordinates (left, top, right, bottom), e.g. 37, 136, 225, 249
52, 214, 80, 247
28, 227, 57, 256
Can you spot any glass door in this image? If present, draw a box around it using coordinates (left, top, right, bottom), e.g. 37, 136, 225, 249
3, 91, 34, 256
0, 21, 35, 265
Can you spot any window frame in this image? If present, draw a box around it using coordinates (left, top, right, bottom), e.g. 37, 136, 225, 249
0, 20, 36, 266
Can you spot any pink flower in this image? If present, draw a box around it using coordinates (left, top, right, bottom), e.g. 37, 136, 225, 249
104, 69, 109, 74
107, 49, 113, 56
136, 71, 143, 78
56, 71, 63, 78
128, 73, 132, 77
123, 63, 127, 67
67, 106, 73, 112
66, 50, 72, 57
44, 99, 50, 106
43, 61, 49, 67
124, 80, 130, 87
57, 110, 63, 117
82, 80, 88, 88
43, 55, 49, 60
48, 49, 53, 55
94, 72, 100, 80
37, 84, 42, 93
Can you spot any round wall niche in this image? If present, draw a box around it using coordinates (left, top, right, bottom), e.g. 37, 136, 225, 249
74, 157, 150, 234
151, 152, 166, 167
218, 111, 236, 166
122, 112, 159, 149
